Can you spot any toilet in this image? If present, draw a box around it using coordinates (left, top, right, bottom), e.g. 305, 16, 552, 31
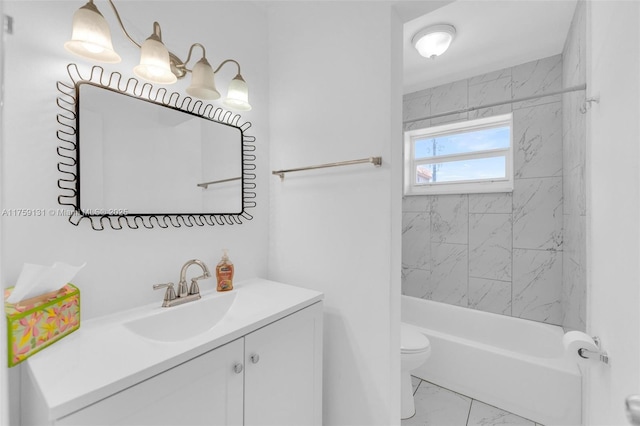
401, 322, 431, 419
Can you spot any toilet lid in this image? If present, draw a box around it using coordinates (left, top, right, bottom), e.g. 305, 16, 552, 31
401, 323, 430, 353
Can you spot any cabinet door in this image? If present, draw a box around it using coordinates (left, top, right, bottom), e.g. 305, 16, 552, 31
56, 338, 244, 426
244, 302, 323, 426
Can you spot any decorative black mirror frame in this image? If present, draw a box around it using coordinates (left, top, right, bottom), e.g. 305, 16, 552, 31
56, 64, 256, 231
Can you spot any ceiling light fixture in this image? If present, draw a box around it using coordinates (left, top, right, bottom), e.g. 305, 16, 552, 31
64, 0, 252, 110
412, 24, 456, 59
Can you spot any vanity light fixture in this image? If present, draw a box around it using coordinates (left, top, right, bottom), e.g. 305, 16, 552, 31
133, 22, 177, 85
412, 24, 456, 59
223, 73, 251, 111
64, 0, 252, 110
187, 54, 220, 100
64, 1, 121, 63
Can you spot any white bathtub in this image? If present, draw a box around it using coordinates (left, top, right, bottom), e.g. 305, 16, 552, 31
402, 295, 581, 426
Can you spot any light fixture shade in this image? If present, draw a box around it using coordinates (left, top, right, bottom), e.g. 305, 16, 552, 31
223, 74, 251, 111
412, 24, 456, 59
64, 1, 121, 63
133, 34, 177, 85
186, 57, 221, 100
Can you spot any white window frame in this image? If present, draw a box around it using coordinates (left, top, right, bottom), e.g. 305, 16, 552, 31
404, 113, 514, 196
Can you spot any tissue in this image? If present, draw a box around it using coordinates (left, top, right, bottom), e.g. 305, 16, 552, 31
563, 331, 599, 364
6, 262, 85, 304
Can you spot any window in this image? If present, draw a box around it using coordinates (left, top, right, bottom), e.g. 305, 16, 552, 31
404, 113, 513, 195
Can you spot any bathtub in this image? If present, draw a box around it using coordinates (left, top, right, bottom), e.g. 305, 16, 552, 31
402, 295, 581, 426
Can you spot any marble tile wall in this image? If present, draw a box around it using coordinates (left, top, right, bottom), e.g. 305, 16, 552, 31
561, 0, 587, 332
402, 54, 566, 326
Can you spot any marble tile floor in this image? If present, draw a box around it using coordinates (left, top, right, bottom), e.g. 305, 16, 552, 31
403, 377, 544, 426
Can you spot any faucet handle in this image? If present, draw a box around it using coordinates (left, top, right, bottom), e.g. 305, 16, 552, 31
153, 282, 177, 305
187, 272, 210, 296
189, 279, 200, 296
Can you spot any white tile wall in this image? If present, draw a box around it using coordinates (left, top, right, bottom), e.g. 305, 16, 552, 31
513, 103, 563, 179
469, 74, 512, 119
561, 0, 587, 332
469, 213, 512, 282
431, 195, 469, 244
562, 215, 586, 328
469, 193, 512, 214
403, 196, 431, 213
512, 249, 563, 323
512, 177, 563, 251
511, 55, 563, 109
404, 90, 431, 123
468, 277, 512, 316
468, 68, 512, 87
402, 268, 430, 299
402, 212, 431, 270
429, 243, 468, 307
430, 80, 469, 126
401, 54, 572, 327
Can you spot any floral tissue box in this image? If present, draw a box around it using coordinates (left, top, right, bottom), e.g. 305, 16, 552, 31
4, 284, 80, 367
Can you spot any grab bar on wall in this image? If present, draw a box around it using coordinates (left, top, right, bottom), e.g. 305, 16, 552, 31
272, 156, 382, 180
197, 177, 241, 189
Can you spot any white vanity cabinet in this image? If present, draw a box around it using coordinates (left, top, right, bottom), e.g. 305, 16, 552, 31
21, 280, 323, 426
54, 338, 245, 426
244, 300, 323, 425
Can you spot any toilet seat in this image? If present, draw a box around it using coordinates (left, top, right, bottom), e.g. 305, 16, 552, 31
401, 323, 430, 354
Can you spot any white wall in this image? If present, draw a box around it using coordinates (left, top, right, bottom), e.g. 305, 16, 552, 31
3, 2, 404, 425
561, 0, 587, 332
1, 2, 8, 425
2, 0, 269, 321
2, 1, 269, 424
585, 1, 640, 424
267, 2, 402, 424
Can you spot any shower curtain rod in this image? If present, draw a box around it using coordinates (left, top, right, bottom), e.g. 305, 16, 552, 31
403, 83, 587, 124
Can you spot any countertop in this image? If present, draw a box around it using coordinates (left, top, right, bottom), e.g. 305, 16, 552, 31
24, 278, 323, 421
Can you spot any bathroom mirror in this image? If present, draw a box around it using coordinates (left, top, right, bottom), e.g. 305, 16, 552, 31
56, 64, 256, 230
79, 84, 243, 214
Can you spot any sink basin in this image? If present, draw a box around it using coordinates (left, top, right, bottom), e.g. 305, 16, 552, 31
124, 291, 237, 342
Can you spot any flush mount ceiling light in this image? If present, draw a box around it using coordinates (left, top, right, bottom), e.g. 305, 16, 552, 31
64, 0, 252, 110
412, 24, 456, 59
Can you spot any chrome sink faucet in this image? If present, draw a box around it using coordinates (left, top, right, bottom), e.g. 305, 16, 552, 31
179, 259, 211, 297
153, 259, 212, 307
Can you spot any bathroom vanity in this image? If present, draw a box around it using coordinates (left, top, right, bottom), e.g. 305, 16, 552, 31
21, 279, 323, 426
